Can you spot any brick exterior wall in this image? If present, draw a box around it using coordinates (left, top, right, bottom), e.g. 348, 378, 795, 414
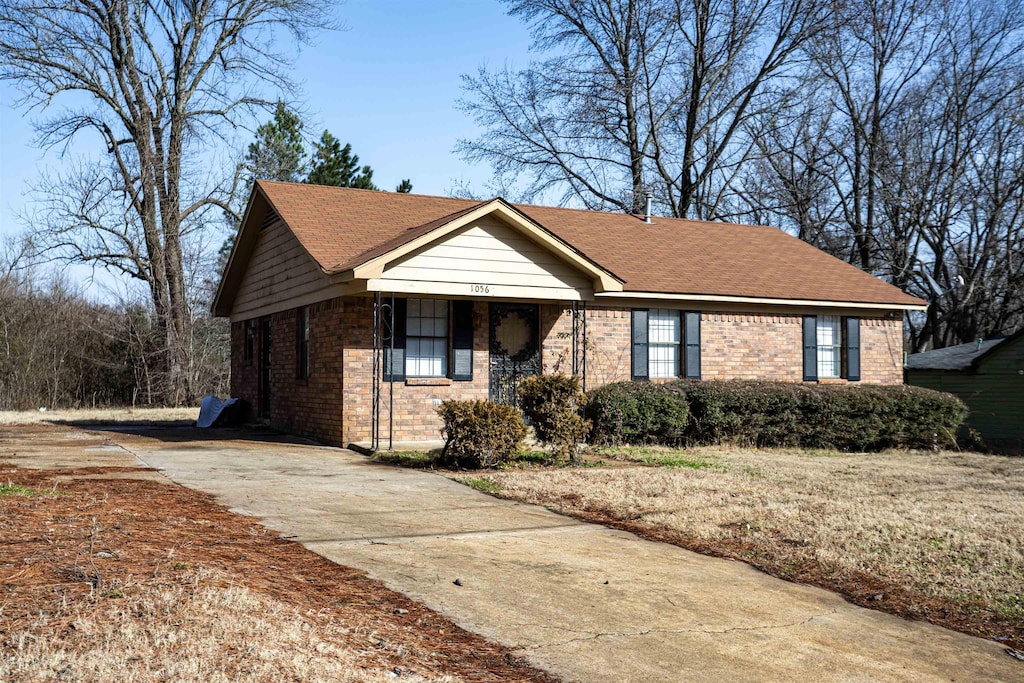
340, 297, 490, 445
860, 316, 905, 385
700, 313, 804, 382
231, 298, 905, 447
230, 321, 258, 417
230, 299, 347, 444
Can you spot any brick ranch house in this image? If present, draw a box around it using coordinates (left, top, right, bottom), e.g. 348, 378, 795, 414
213, 181, 927, 450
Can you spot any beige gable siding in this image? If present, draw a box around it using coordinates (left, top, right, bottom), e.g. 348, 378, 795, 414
375, 216, 593, 300
232, 217, 332, 319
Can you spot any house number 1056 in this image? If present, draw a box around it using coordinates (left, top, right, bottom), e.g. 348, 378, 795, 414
471, 284, 491, 294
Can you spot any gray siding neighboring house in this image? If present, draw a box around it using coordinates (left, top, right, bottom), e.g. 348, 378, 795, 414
906, 330, 1024, 452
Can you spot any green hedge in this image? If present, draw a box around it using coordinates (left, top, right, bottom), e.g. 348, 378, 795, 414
586, 380, 967, 451
437, 400, 527, 469
585, 381, 690, 446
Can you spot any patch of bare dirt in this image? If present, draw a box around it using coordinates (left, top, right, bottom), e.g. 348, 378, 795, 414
0, 464, 554, 682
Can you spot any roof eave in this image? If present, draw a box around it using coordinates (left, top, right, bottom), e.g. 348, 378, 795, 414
596, 290, 928, 311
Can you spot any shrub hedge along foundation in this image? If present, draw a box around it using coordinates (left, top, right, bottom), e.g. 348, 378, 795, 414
587, 380, 967, 451
584, 381, 690, 446
437, 400, 527, 469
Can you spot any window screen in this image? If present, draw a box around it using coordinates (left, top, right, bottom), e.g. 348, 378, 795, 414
816, 315, 842, 379
648, 309, 680, 379
406, 299, 448, 377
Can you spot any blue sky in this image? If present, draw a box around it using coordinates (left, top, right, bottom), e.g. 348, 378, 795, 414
0, 0, 534, 243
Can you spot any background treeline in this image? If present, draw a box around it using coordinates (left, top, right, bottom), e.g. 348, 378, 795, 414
459, 0, 1024, 350
0, 249, 229, 411
0, 101, 406, 412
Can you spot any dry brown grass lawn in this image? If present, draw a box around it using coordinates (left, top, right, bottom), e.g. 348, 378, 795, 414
0, 406, 198, 425
451, 446, 1024, 647
4, 576, 445, 683
0, 459, 552, 683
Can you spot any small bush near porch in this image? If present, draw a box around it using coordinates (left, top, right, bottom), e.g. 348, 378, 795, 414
447, 446, 1024, 650
437, 400, 527, 469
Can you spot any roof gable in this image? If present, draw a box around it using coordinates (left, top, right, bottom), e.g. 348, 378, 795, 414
906, 329, 1024, 371
374, 213, 601, 301
344, 198, 622, 294
972, 327, 1024, 369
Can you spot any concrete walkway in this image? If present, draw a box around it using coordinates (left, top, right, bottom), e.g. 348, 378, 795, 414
119, 431, 1020, 683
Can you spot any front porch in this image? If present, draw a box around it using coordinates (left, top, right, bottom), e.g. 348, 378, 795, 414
356, 294, 592, 451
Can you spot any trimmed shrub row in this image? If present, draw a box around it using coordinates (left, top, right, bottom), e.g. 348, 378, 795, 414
587, 380, 967, 451
584, 381, 690, 446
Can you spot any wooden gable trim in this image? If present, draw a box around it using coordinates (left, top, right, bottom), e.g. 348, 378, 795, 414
349, 199, 624, 293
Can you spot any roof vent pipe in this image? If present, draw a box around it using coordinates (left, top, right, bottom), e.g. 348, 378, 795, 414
644, 193, 653, 224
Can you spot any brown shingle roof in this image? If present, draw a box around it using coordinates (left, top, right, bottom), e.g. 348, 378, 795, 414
255, 180, 924, 307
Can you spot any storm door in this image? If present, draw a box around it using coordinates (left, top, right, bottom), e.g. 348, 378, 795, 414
488, 303, 540, 409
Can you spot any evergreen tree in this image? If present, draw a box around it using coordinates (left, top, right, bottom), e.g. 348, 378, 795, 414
218, 102, 305, 280
395, 179, 413, 193
245, 101, 305, 182
307, 131, 377, 189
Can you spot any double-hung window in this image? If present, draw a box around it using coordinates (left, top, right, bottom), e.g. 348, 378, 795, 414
648, 309, 681, 378
802, 315, 860, 382
816, 315, 842, 379
631, 309, 701, 380
406, 298, 448, 377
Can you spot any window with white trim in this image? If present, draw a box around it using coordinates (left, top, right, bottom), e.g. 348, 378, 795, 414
648, 308, 680, 378
816, 315, 842, 379
406, 298, 448, 377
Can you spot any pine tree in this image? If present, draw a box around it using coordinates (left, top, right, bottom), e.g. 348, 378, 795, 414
395, 179, 413, 193
245, 101, 305, 182
217, 102, 305, 281
307, 131, 378, 189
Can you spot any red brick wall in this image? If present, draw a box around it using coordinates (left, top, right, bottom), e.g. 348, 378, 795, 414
341, 297, 490, 445
700, 312, 804, 382
540, 306, 633, 387
230, 298, 905, 447
860, 316, 905, 385
230, 321, 259, 419
231, 301, 346, 444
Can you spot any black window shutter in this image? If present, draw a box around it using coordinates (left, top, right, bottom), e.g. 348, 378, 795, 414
451, 300, 473, 381
631, 309, 649, 380
802, 315, 818, 382
384, 298, 407, 382
845, 317, 861, 381
684, 312, 701, 379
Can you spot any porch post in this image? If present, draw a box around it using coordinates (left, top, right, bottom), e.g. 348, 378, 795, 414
571, 301, 588, 392
371, 292, 381, 451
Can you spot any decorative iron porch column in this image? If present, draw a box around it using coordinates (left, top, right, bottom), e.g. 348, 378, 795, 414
371, 292, 396, 451
571, 301, 588, 391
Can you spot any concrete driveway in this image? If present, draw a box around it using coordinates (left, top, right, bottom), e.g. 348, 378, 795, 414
114, 429, 1020, 683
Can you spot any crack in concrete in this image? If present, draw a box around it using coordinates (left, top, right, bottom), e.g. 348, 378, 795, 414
515, 608, 839, 650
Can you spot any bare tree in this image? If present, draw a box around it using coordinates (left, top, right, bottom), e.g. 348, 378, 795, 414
0, 0, 333, 404
746, 0, 1024, 349
458, 0, 677, 213
458, 0, 829, 218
